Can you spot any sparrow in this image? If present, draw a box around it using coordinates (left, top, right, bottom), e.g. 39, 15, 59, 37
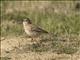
23, 18, 48, 42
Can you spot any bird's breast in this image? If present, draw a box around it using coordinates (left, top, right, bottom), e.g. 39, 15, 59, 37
23, 23, 39, 37
23, 24, 32, 35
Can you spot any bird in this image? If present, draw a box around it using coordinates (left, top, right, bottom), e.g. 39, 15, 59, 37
23, 18, 48, 42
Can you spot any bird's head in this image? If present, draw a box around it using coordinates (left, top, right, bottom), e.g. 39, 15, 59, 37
23, 18, 32, 24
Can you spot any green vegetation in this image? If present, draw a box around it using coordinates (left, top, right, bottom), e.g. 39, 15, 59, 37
1, 1, 80, 37
1, 1, 80, 55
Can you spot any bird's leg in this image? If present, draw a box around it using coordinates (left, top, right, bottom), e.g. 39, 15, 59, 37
31, 37, 37, 44
31, 37, 34, 42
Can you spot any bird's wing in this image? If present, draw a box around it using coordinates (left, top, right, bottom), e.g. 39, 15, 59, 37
31, 25, 48, 33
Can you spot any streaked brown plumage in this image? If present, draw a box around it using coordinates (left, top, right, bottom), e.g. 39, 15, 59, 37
23, 18, 48, 41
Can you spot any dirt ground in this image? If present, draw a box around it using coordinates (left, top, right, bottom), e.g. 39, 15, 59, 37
1, 36, 80, 60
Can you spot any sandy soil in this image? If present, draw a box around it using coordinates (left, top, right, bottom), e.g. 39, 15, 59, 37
1, 36, 80, 60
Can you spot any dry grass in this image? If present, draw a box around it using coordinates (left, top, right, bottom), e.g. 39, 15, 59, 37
1, 1, 80, 60
1, 35, 80, 60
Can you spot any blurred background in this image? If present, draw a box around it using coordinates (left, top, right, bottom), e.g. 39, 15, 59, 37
0, 1, 80, 60
1, 1, 80, 60
1, 1, 80, 37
